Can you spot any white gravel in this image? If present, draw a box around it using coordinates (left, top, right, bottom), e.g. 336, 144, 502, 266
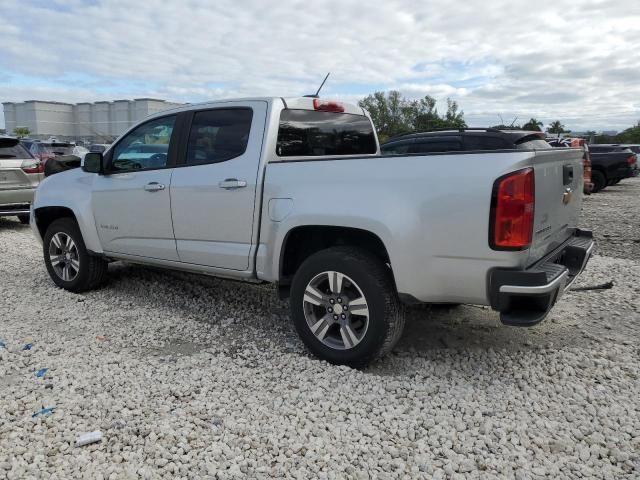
1, 177, 639, 479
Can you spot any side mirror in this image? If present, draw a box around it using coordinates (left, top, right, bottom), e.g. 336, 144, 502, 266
82, 152, 104, 174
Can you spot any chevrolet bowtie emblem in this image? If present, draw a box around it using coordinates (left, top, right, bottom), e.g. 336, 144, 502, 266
562, 188, 573, 205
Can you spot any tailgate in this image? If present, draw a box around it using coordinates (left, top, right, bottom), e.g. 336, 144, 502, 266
527, 148, 584, 265
0, 160, 33, 190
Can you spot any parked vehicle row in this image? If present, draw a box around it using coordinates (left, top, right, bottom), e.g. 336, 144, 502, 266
0, 136, 44, 223
31, 97, 593, 366
382, 129, 593, 195
21, 140, 89, 162
585, 144, 637, 192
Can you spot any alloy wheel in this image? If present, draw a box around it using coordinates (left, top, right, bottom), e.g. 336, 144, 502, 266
48, 232, 80, 282
302, 271, 370, 350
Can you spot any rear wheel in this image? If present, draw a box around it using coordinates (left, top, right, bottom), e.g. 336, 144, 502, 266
17, 214, 30, 225
43, 218, 108, 292
290, 247, 405, 367
591, 170, 606, 193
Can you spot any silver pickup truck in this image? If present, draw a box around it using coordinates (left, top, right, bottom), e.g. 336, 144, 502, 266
31, 97, 593, 366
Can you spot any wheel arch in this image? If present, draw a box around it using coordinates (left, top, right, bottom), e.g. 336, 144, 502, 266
34, 204, 103, 254
277, 225, 396, 299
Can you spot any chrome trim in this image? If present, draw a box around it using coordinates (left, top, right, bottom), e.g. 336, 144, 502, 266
499, 270, 569, 295
0, 209, 30, 215
564, 241, 594, 290
499, 238, 594, 296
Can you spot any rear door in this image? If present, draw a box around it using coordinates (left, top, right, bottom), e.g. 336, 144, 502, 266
527, 148, 584, 264
169, 101, 267, 270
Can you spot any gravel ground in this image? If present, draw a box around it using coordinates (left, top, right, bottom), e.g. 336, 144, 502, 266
1, 177, 639, 479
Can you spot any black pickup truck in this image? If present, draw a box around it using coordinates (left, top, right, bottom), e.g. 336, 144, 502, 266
587, 145, 637, 192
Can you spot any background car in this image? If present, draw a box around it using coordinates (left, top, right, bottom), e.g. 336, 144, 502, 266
88, 144, 112, 153
546, 137, 593, 194
586, 144, 637, 191
620, 145, 640, 176
0, 136, 44, 223
381, 128, 551, 155
20, 140, 89, 161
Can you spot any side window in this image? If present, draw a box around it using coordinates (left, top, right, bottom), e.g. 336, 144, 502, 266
111, 115, 176, 172
464, 136, 511, 151
410, 136, 462, 154
381, 141, 412, 154
186, 108, 253, 165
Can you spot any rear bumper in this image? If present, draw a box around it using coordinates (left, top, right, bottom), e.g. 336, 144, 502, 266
488, 229, 594, 326
0, 187, 35, 216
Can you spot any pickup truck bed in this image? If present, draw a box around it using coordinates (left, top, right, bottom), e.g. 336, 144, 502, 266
31, 97, 594, 366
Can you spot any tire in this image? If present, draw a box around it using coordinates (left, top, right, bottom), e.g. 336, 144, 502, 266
591, 170, 606, 193
17, 214, 30, 225
43, 218, 108, 292
290, 247, 405, 367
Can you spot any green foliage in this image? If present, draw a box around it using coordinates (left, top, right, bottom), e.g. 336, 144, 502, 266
613, 121, 640, 143
522, 118, 543, 131
546, 121, 569, 134
359, 91, 467, 142
13, 126, 30, 138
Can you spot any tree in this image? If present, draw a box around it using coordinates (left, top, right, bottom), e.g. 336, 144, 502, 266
546, 121, 568, 134
13, 126, 30, 138
359, 91, 467, 141
522, 118, 543, 131
613, 121, 640, 143
358, 91, 411, 141
443, 98, 466, 129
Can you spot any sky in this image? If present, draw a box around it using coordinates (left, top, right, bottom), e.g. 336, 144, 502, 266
1, 0, 639, 132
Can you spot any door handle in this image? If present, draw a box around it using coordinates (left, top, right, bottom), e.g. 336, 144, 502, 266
218, 178, 247, 189
562, 165, 574, 185
144, 182, 165, 192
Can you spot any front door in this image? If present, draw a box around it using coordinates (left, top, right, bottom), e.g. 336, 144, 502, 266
92, 114, 179, 261
170, 102, 267, 270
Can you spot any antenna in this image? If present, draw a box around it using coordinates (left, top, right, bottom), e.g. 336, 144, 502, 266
304, 72, 330, 98
498, 114, 504, 125
509, 116, 519, 127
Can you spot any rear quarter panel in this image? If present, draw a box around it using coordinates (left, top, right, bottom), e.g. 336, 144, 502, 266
259, 151, 542, 304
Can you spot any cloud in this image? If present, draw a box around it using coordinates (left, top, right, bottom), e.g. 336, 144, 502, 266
1, 0, 640, 131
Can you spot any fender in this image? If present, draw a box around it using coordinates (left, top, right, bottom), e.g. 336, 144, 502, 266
33, 169, 104, 254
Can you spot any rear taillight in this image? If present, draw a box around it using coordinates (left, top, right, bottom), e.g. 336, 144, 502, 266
490, 168, 535, 250
627, 155, 637, 165
583, 151, 592, 183
313, 99, 345, 113
21, 159, 45, 174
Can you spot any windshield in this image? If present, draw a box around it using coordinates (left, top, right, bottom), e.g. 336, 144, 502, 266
43, 143, 75, 155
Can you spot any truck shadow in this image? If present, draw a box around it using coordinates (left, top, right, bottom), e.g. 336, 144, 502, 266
101, 261, 599, 366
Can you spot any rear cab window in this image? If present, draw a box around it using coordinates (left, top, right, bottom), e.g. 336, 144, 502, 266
276, 110, 377, 157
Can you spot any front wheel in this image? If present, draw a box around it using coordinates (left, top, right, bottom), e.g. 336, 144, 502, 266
290, 247, 405, 367
43, 218, 108, 292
